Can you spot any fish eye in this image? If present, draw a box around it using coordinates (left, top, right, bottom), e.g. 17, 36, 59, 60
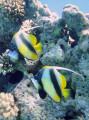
34, 69, 43, 81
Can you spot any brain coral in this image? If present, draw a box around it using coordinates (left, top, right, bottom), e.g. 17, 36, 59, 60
0, 92, 19, 120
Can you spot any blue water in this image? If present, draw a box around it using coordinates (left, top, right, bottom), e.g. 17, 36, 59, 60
39, 0, 89, 17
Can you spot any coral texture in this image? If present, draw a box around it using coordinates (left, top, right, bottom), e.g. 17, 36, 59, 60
0, 0, 25, 22
62, 4, 89, 35
0, 0, 89, 120
0, 92, 19, 120
12, 77, 89, 120
40, 45, 64, 65
0, 50, 14, 75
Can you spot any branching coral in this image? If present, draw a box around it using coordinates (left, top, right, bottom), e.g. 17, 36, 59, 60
20, 20, 34, 34
0, 92, 19, 120
0, 50, 14, 75
0, 0, 26, 22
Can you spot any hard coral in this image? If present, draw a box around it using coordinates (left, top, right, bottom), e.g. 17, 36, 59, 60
62, 4, 89, 35
1, 0, 25, 22
0, 92, 19, 120
40, 45, 64, 66
0, 50, 14, 75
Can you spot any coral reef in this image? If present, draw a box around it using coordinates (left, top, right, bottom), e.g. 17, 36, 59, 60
40, 45, 64, 65
0, 0, 26, 22
0, 0, 89, 120
0, 50, 14, 75
0, 92, 19, 120
0, 0, 26, 53
62, 4, 89, 35
12, 77, 89, 120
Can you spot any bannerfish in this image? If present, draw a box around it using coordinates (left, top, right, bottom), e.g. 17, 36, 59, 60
11, 26, 42, 60
30, 66, 84, 102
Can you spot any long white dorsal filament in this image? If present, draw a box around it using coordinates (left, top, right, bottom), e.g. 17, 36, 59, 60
55, 67, 84, 80
22, 26, 43, 32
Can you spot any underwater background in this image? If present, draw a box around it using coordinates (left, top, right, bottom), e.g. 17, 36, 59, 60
0, 0, 89, 120
39, 0, 89, 17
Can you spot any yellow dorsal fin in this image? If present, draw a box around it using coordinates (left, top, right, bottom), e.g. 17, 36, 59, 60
12, 32, 18, 39
60, 73, 66, 89
28, 34, 37, 46
34, 42, 42, 53
42, 66, 52, 69
62, 89, 71, 99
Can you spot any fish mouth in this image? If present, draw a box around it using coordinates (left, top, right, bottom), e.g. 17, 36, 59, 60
29, 76, 34, 79
29, 76, 37, 81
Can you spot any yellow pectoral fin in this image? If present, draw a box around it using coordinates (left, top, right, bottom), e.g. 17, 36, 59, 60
34, 42, 42, 53
60, 73, 67, 89
28, 34, 37, 46
62, 89, 71, 99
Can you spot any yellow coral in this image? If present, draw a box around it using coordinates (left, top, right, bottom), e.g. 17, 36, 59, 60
0, 92, 19, 120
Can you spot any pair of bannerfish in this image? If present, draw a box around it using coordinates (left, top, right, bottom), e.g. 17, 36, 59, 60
8, 26, 84, 102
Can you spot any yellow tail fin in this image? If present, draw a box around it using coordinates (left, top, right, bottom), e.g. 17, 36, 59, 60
60, 73, 66, 89
62, 89, 71, 99
28, 34, 37, 46
34, 43, 42, 53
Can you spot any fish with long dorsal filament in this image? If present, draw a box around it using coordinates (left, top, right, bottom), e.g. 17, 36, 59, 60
8, 26, 42, 61
30, 66, 84, 102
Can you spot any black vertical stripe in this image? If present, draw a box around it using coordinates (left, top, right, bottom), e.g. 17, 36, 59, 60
49, 69, 62, 98
35, 68, 47, 99
38, 69, 44, 88
19, 33, 36, 53
34, 69, 44, 88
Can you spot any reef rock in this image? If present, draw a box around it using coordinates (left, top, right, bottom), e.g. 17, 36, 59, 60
62, 4, 89, 35
11, 77, 89, 120
0, 0, 59, 53
40, 44, 64, 66
0, 0, 89, 120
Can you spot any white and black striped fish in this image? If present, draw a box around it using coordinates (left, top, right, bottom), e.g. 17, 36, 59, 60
11, 29, 42, 60
30, 66, 84, 102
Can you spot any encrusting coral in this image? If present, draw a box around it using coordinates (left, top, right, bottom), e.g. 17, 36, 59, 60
0, 92, 19, 120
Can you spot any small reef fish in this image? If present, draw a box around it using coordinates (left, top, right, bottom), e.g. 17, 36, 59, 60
30, 66, 84, 102
11, 26, 42, 60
